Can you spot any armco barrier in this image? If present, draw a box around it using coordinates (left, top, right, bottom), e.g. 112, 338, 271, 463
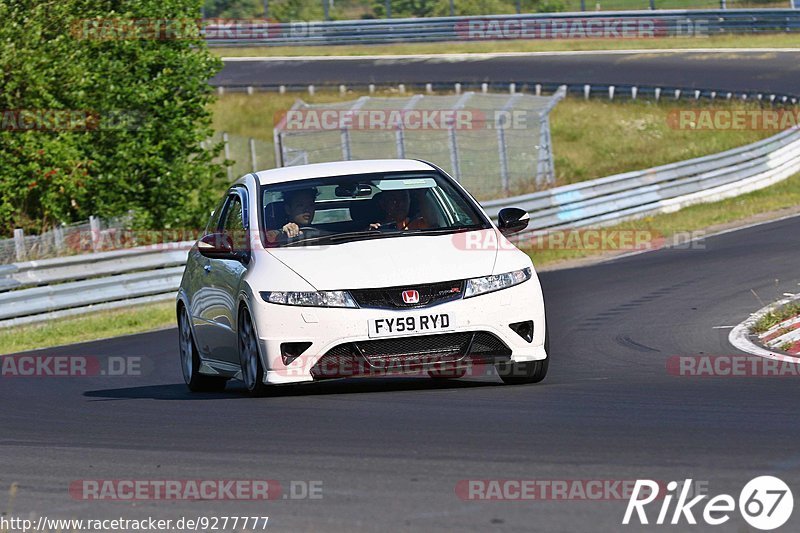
0, 243, 193, 328
1, 127, 798, 327
204, 10, 800, 47
482, 127, 800, 234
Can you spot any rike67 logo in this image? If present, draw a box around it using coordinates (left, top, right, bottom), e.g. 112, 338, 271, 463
623, 476, 793, 530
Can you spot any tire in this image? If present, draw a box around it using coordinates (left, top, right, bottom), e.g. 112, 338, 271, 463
238, 308, 270, 396
179, 306, 228, 392
496, 322, 550, 385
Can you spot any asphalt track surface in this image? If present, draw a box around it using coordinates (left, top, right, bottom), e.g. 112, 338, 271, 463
3, 213, 800, 532
213, 50, 800, 97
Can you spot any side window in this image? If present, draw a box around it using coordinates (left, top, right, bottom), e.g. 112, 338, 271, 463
221, 194, 248, 252
205, 195, 228, 234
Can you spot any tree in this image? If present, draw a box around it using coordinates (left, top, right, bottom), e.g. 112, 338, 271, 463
0, 0, 226, 235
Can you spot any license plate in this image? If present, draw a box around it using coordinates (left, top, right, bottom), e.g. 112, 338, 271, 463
368, 312, 454, 338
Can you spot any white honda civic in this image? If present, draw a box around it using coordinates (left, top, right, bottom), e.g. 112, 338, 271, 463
177, 159, 548, 395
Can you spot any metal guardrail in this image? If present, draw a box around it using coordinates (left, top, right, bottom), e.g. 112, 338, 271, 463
2, 126, 799, 328
0, 243, 193, 328
205, 9, 800, 47
482, 126, 800, 234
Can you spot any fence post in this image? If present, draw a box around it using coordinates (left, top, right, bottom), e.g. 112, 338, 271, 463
536, 85, 566, 188
273, 130, 284, 167
13, 228, 26, 262
537, 116, 555, 188
497, 94, 522, 196
396, 95, 422, 159
223, 132, 233, 180
249, 138, 258, 172
54, 224, 65, 253
448, 92, 474, 183
341, 96, 369, 161
89, 216, 100, 253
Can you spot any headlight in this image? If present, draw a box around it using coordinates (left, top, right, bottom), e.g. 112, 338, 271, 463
260, 291, 358, 308
464, 268, 531, 298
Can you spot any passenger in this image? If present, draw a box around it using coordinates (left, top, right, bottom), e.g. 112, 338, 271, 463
368, 190, 430, 230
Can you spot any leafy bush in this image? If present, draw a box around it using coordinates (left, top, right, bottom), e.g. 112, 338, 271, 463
0, 0, 226, 235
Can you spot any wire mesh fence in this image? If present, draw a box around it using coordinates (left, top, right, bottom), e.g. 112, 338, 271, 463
272, 89, 565, 200
0, 215, 150, 265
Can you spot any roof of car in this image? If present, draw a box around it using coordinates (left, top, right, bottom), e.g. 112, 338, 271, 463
253, 159, 437, 186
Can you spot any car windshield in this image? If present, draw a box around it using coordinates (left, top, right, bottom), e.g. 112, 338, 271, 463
261, 171, 490, 247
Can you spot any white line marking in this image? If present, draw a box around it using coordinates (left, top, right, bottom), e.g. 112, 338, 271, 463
712, 326, 734, 329
222, 48, 800, 62
729, 294, 800, 364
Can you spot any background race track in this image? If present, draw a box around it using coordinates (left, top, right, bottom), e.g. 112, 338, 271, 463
213, 50, 800, 97
3, 214, 800, 532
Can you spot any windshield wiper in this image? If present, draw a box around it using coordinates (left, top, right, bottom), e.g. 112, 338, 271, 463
283, 230, 400, 247
404, 224, 487, 235
281, 225, 486, 247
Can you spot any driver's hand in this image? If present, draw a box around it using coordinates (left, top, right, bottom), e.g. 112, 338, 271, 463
282, 222, 302, 238
368, 223, 381, 230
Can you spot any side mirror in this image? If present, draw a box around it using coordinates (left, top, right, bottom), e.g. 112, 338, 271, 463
197, 233, 235, 259
497, 207, 530, 236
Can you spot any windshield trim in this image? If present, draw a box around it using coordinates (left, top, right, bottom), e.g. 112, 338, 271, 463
258, 169, 492, 249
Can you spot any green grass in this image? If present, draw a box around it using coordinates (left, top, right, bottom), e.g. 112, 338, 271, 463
0, 302, 175, 355
212, 34, 799, 58
751, 302, 800, 334
524, 171, 800, 266
212, 91, 774, 195
549, 99, 775, 185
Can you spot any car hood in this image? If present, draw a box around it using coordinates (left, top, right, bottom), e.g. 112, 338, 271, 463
267, 229, 500, 290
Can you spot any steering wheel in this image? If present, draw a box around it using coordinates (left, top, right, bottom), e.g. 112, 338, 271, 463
376, 221, 398, 231
298, 226, 322, 238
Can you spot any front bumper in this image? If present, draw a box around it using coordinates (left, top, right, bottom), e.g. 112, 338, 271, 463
251, 280, 546, 384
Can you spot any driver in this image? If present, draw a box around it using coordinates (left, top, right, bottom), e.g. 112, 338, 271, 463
266, 187, 318, 242
368, 189, 430, 231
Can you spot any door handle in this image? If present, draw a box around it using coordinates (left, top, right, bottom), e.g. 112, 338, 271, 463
203, 264, 211, 273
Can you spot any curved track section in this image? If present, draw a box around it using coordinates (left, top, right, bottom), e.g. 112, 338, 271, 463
214, 50, 800, 97
3, 214, 799, 531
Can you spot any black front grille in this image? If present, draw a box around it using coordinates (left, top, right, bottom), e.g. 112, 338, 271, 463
350, 280, 465, 309
358, 332, 473, 358
310, 332, 511, 379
